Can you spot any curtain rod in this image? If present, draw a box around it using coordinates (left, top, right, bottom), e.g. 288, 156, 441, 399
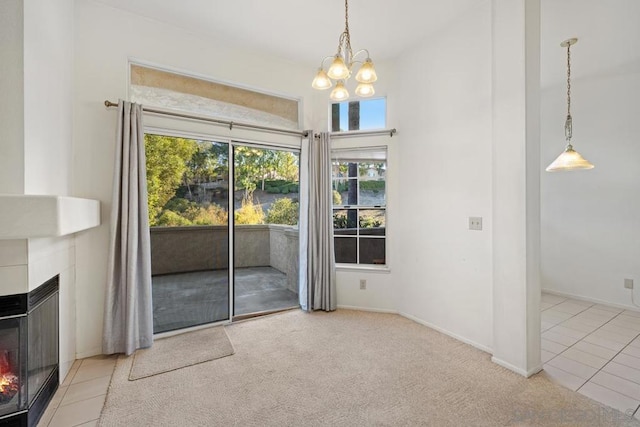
104, 100, 309, 138
315, 128, 397, 139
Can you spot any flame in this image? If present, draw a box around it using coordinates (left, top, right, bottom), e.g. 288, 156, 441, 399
0, 373, 18, 394
0, 352, 18, 400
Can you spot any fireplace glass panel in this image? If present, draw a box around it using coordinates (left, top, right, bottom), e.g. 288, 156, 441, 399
0, 317, 27, 418
27, 293, 58, 407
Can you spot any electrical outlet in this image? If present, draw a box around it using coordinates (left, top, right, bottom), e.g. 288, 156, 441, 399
625, 278, 634, 289
469, 217, 483, 231
359, 279, 366, 290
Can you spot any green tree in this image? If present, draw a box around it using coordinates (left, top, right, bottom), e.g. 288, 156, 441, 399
266, 198, 299, 225
145, 135, 198, 225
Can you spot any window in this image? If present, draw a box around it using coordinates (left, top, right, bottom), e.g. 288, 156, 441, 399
331, 98, 386, 132
332, 148, 386, 266
130, 63, 300, 129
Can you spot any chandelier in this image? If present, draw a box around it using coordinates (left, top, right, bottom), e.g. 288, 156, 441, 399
546, 38, 594, 172
311, 0, 377, 101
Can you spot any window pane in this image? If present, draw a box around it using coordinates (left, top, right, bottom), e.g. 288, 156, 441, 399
359, 210, 386, 236
331, 98, 386, 131
359, 238, 386, 265
333, 209, 358, 235
359, 180, 385, 206
335, 237, 357, 263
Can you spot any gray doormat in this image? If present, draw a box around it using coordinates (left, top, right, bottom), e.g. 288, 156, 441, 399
129, 326, 234, 380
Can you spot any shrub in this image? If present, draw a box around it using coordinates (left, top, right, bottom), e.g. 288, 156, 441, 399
156, 210, 192, 226
332, 190, 342, 205
192, 204, 228, 225
234, 195, 264, 225
266, 198, 299, 225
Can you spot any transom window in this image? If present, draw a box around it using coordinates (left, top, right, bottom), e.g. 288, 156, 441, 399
331, 98, 386, 132
332, 148, 386, 265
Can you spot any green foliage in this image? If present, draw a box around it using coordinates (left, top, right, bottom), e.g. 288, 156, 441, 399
156, 210, 193, 227
266, 198, 299, 225
191, 204, 228, 225
359, 216, 383, 228
332, 190, 342, 205
359, 180, 385, 191
146, 137, 300, 227
145, 135, 198, 225
234, 194, 265, 225
333, 212, 348, 229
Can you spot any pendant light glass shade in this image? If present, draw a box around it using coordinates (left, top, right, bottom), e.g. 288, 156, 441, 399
545, 145, 594, 172
312, 69, 333, 90
355, 83, 375, 97
330, 81, 349, 101
355, 59, 377, 83
327, 56, 350, 80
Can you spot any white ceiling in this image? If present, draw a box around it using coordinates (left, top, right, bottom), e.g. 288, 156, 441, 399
93, 0, 480, 65
94, 0, 640, 87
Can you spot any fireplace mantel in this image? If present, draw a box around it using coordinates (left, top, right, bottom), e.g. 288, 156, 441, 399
0, 195, 100, 239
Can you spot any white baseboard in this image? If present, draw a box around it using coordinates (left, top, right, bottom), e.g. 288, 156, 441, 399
337, 305, 399, 314
399, 311, 493, 354
76, 346, 103, 360
542, 288, 640, 313
491, 357, 542, 378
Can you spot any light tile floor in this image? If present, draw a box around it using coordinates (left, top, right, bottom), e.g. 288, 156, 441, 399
37, 355, 117, 427
542, 292, 640, 419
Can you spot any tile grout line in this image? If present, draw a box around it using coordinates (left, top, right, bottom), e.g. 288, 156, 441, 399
542, 295, 640, 415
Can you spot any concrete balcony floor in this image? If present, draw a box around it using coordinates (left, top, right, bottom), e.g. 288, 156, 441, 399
152, 266, 299, 333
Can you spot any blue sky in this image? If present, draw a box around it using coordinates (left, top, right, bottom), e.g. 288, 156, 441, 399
336, 98, 386, 131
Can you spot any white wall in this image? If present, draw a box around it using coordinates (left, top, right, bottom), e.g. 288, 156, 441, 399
23, 0, 74, 195
392, 2, 494, 351
73, 0, 320, 357
0, 0, 25, 194
540, 0, 640, 309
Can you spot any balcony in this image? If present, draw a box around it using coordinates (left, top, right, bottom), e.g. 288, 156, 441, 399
150, 224, 299, 333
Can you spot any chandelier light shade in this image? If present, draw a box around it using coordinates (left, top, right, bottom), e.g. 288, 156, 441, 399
355, 83, 375, 97
312, 69, 333, 90
312, 0, 377, 99
546, 38, 594, 172
330, 81, 350, 101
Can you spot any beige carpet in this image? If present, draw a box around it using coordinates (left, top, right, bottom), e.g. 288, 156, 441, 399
99, 310, 640, 426
129, 326, 234, 380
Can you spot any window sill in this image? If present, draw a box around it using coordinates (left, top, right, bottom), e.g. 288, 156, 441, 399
335, 264, 390, 274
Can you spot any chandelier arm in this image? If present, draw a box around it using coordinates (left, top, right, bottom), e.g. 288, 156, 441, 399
319, 55, 335, 69
352, 49, 371, 60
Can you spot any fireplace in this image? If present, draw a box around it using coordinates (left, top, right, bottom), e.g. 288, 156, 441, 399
0, 276, 59, 427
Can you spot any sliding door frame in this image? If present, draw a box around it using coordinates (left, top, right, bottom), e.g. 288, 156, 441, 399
145, 124, 302, 337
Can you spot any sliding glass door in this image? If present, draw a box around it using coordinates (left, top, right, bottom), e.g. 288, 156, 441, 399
232, 145, 300, 318
146, 134, 230, 333
145, 133, 301, 332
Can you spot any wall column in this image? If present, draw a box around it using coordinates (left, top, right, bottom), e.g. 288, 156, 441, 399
491, 0, 541, 377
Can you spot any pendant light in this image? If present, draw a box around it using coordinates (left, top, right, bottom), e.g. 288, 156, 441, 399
546, 38, 594, 172
311, 0, 378, 101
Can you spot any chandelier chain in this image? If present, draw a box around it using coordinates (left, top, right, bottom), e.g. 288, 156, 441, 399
336, 0, 353, 67
566, 43, 571, 117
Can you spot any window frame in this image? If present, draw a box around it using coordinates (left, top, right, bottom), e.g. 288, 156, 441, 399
331, 147, 388, 269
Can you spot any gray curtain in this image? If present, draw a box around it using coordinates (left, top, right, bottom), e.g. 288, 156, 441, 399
103, 100, 153, 355
307, 132, 337, 311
